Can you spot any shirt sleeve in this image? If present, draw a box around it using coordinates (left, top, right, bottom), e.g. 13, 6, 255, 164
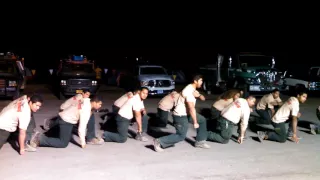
183, 88, 196, 103
18, 99, 31, 130
132, 97, 144, 111
291, 99, 299, 117
78, 98, 92, 146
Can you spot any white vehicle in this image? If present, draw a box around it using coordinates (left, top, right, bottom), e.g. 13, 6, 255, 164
137, 65, 175, 95
284, 66, 320, 93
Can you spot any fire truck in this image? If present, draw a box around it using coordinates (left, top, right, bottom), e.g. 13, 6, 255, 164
0, 52, 29, 99
50, 55, 99, 99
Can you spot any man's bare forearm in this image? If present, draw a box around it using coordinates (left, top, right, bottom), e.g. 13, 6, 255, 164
189, 107, 197, 124
19, 129, 26, 151
134, 111, 142, 132
292, 117, 298, 135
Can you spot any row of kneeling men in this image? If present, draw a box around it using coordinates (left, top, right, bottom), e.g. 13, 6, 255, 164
0, 74, 318, 155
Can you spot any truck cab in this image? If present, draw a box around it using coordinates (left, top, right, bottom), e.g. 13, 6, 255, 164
0, 52, 26, 99
51, 55, 99, 99
200, 52, 288, 96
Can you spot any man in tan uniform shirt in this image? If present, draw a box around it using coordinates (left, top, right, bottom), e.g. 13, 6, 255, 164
102, 87, 149, 143
256, 89, 283, 124
153, 75, 210, 152
0, 95, 43, 155
207, 96, 256, 144
257, 90, 307, 143
30, 95, 103, 148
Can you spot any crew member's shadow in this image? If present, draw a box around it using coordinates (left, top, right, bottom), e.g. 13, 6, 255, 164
100, 112, 118, 132
7, 133, 20, 154
146, 113, 172, 138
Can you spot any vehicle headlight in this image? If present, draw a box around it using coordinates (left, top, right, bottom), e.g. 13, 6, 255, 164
140, 81, 149, 86
9, 80, 17, 86
246, 78, 255, 84
92, 80, 97, 86
171, 80, 175, 85
60, 80, 66, 85
308, 82, 316, 88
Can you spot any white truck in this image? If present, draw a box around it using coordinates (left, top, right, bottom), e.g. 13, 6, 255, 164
118, 64, 175, 96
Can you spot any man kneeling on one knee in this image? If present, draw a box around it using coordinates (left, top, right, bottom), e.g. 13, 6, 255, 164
207, 96, 256, 144
30, 96, 103, 148
102, 87, 149, 143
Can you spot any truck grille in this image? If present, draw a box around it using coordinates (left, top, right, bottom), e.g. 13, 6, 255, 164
0, 79, 5, 88
68, 79, 91, 86
148, 80, 171, 87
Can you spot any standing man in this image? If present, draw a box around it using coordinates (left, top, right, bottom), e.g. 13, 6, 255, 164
257, 90, 307, 143
30, 95, 103, 148
207, 96, 256, 144
102, 87, 149, 143
0, 95, 43, 155
153, 75, 210, 152
256, 89, 283, 124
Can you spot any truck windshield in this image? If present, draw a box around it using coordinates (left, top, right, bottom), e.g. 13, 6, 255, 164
0, 61, 16, 74
140, 67, 167, 75
238, 55, 273, 67
62, 63, 94, 72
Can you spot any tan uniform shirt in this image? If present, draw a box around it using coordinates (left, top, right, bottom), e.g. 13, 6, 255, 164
256, 93, 282, 110
118, 94, 145, 120
272, 97, 299, 123
0, 95, 31, 132
173, 84, 196, 116
60, 94, 83, 110
221, 98, 251, 130
213, 98, 233, 111
114, 92, 133, 108
158, 91, 180, 111
59, 98, 91, 145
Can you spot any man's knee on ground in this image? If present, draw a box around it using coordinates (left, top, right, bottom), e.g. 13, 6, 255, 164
118, 136, 128, 143
56, 141, 69, 148
221, 138, 230, 144
279, 138, 286, 143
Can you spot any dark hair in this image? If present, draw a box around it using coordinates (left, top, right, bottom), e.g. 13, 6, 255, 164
29, 94, 43, 104
192, 74, 203, 83
297, 89, 308, 96
271, 88, 279, 93
218, 89, 241, 100
140, 87, 149, 91
83, 90, 90, 94
90, 95, 102, 102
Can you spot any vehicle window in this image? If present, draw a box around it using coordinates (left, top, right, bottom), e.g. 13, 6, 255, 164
140, 67, 167, 75
0, 61, 16, 74
62, 63, 94, 72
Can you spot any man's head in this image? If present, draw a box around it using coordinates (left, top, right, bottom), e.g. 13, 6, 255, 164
90, 95, 102, 110
192, 74, 203, 88
139, 87, 149, 100
246, 95, 256, 107
297, 90, 308, 103
271, 89, 280, 99
28, 94, 43, 113
82, 90, 91, 98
